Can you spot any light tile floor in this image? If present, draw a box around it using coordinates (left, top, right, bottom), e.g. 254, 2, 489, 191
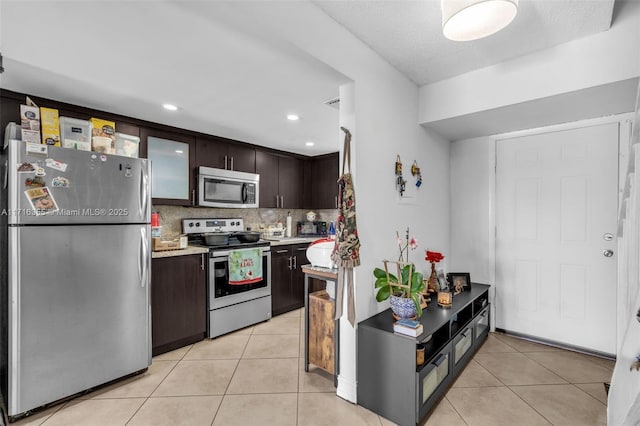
13, 309, 613, 425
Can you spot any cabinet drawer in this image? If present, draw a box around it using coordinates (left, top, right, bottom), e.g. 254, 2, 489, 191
474, 306, 490, 346
417, 343, 451, 420
452, 326, 474, 371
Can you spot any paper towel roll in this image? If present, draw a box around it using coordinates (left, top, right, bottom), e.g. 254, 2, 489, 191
286, 214, 292, 237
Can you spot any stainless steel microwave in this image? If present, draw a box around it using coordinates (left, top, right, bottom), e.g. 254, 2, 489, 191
197, 167, 259, 208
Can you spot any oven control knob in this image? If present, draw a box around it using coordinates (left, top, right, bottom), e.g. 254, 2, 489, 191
188, 222, 194, 228
195, 222, 200, 227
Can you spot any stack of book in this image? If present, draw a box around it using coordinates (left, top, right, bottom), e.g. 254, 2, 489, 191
393, 318, 423, 337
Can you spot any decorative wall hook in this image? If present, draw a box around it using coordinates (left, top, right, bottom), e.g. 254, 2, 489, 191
411, 160, 422, 188
395, 155, 406, 196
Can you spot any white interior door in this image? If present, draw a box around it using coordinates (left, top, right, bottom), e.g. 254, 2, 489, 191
496, 123, 619, 354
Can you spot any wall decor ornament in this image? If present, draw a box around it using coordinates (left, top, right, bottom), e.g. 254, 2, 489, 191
395, 155, 406, 196
411, 160, 422, 187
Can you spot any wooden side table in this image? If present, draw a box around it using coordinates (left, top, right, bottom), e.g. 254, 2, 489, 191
302, 265, 339, 386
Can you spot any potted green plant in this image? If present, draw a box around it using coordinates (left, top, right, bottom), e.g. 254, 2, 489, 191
373, 229, 425, 318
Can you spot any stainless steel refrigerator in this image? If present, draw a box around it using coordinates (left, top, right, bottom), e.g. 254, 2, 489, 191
1, 139, 151, 419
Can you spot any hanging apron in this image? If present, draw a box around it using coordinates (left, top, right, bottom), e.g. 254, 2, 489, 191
331, 127, 361, 326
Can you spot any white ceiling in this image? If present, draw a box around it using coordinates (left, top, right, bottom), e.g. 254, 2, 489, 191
0, 0, 622, 153
313, 0, 616, 86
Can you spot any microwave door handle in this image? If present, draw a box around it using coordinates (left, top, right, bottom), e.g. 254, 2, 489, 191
241, 183, 248, 203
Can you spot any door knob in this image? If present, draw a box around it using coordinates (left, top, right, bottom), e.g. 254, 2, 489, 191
603, 249, 614, 258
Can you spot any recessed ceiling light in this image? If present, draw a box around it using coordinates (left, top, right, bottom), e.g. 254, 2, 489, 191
305, 141, 315, 147
287, 114, 299, 121
163, 103, 178, 111
175, 150, 184, 154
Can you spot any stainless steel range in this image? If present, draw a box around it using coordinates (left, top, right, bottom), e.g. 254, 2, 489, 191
182, 218, 271, 338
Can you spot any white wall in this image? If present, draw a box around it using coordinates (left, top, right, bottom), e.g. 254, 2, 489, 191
239, 2, 451, 402
419, 0, 640, 125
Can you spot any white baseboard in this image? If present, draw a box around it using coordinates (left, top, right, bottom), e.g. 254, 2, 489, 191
337, 374, 357, 403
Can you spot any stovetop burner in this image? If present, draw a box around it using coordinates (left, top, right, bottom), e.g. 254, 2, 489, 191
182, 217, 270, 251
187, 235, 270, 251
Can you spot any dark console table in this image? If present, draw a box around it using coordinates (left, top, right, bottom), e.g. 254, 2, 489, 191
357, 283, 490, 426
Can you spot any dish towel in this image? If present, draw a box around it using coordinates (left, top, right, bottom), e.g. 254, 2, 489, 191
229, 248, 263, 285
331, 127, 361, 326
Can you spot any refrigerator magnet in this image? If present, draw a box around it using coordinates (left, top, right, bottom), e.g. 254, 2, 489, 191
17, 162, 36, 173
24, 187, 59, 215
52, 176, 70, 188
35, 167, 46, 177
25, 176, 46, 188
25, 142, 47, 156
45, 158, 68, 172
100, 155, 107, 162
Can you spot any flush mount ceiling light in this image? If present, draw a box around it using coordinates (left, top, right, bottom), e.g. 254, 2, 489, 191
442, 0, 518, 41
162, 103, 178, 111
305, 141, 315, 147
287, 114, 299, 121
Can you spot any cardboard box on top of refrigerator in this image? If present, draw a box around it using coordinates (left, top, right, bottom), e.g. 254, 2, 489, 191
40, 107, 61, 146
20, 104, 41, 144
90, 118, 116, 154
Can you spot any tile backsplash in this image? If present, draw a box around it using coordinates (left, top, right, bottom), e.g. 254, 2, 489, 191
153, 205, 338, 237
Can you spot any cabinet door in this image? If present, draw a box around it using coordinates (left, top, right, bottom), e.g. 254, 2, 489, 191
141, 127, 195, 206
278, 156, 302, 209
151, 254, 207, 355
271, 247, 292, 316
256, 150, 279, 208
228, 143, 256, 173
291, 244, 309, 310
417, 344, 452, 420
311, 153, 339, 209
195, 136, 227, 169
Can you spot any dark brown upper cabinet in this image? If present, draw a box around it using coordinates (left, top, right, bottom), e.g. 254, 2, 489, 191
309, 152, 339, 209
256, 150, 302, 209
195, 136, 255, 173
140, 127, 196, 206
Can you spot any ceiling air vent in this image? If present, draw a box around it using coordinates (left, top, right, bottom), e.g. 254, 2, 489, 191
323, 97, 340, 110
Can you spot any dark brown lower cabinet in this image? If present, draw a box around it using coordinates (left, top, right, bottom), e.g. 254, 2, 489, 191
271, 243, 309, 316
152, 253, 207, 356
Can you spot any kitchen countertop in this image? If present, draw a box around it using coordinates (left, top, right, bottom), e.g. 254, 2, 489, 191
267, 236, 327, 246
152, 245, 210, 259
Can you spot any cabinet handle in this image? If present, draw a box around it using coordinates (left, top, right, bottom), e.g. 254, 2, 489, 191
224, 155, 228, 170
275, 195, 280, 208
230, 156, 234, 170
276, 249, 288, 254
280, 195, 284, 208
293, 255, 297, 269
288, 256, 293, 270
192, 189, 196, 206
335, 196, 338, 208
200, 253, 205, 270
433, 353, 447, 366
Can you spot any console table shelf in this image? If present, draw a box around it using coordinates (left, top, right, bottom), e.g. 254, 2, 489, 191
357, 283, 490, 426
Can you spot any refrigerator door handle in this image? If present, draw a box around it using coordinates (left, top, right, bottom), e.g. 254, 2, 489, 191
139, 227, 149, 287
139, 165, 149, 220
3, 159, 7, 189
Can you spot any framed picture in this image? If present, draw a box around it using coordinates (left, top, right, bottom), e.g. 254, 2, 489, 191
447, 273, 471, 295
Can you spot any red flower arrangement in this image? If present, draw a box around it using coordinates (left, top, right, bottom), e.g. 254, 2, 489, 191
425, 250, 445, 293
425, 250, 444, 263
